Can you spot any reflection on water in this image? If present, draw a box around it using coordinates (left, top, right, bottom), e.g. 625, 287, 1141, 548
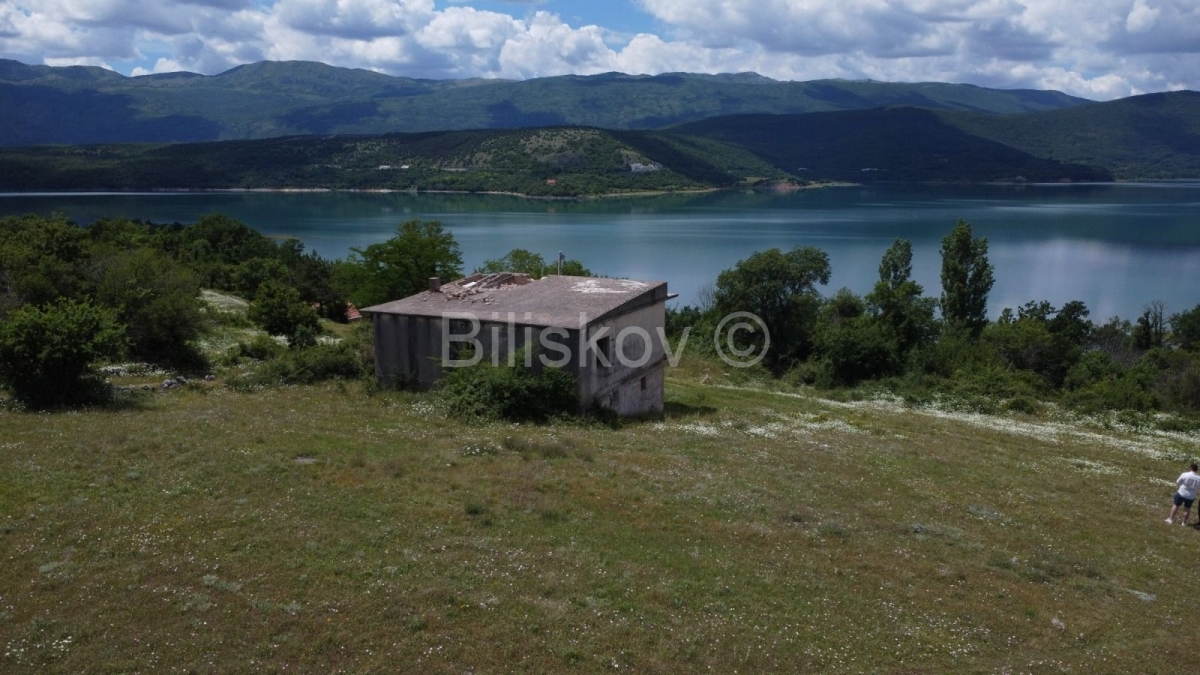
2, 183, 1199, 318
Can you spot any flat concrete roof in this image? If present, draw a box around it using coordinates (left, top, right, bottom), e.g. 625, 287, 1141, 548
362, 275, 668, 329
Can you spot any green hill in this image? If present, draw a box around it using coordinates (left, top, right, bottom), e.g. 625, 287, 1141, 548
0, 127, 788, 196
940, 91, 1200, 179
0, 59, 1091, 146
672, 108, 1112, 183
9, 88, 1196, 190
2, 370, 1197, 671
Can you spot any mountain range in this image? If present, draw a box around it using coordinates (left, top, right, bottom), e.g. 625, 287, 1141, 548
0, 59, 1090, 146
0, 59, 1196, 191
674, 91, 1200, 182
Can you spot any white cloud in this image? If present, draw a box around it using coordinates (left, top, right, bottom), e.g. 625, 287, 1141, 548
42, 56, 116, 69
0, 0, 1196, 99
275, 0, 433, 39
494, 12, 616, 77
1125, 0, 1161, 32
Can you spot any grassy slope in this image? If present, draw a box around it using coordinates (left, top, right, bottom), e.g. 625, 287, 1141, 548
941, 91, 1200, 180
0, 59, 1089, 145
2, 363, 1197, 672
0, 128, 786, 195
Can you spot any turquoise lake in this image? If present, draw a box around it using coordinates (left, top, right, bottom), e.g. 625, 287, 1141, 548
3, 183, 1199, 319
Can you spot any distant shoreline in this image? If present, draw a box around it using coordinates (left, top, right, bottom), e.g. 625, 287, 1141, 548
0, 182, 859, 200
11, 179, 1199, 201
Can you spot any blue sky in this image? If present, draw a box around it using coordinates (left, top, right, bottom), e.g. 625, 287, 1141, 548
1, 0, 1198, 99
451, 0, 658, 35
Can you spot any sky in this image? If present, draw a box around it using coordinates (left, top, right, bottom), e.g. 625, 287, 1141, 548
1, 0, 1197, 99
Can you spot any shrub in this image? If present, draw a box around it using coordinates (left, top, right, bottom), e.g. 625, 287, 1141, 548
782, 361, 828, 388
261, 343, 363, 385
238, 335, 287, 361
227, 343, 363, 388
910, 330, 997, 379
948, 362, 1044, 401
231, 257, 290, 299
1064, 377, 1157, 413
93, 247, 206, 370
1141, 348, 1200, 411
437, 364, 578, 422
345, 320, 376, 377
1160, 364, 1200, 410
247, 280, 321, 348
0, 299, 126, 407
1004, 395, 1043, 415
814, 315, 900, 385
1064, 351, 1122, 391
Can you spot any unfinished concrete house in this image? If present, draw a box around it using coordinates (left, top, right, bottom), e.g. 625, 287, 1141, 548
362, 273, 671, 416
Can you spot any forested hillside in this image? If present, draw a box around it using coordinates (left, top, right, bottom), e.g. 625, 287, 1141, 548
0, 127, 788, 195
672, 108, 1112, 182
5, 86, 1198, 191
941, 91, 1200, 179
0, 59, 1090, 146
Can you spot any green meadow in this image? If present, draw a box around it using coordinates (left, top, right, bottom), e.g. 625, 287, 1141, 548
2, 355, 1197, 673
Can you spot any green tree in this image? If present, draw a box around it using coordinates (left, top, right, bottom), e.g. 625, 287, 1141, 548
334, 219, 463, 307
248, 281, 321, 349
713, 246, 831, 371
231, 257, 291, 299
986, 300, 1092, 387
814, 288, 900, 385
939, 219, 994, 337
93, 247, 205, 368
0, 213, 90, 309
475, 249, 592, 279
151, 214, 276, 288
1134, 301, 1166, 350
1049, 300, 1092, 346
1170, 303, 1200, 351
866, 238, 937, 355
271, 241, 345, 320
0, 299, 126, 407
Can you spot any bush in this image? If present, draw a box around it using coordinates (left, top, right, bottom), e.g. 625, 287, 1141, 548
0, 299, 126, 407
230, 343, 364, 388
1141, 348, 1200, 411
93, 247, 206, 369
1160, 364, 1200, 410
948, 362, 1044, 401
1004, 395, 1043, 415
1064, 351, 1121, 391
239, 335, 287, 361
437, 364, 578, 422
1064, 377, 1157, 413
345, 320, 376, 378
910, 330, 997, 379
814, 315, 900, 386
247, 280, 321, 348
783, 361, 829, 388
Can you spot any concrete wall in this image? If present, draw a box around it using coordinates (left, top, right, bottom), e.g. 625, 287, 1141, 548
372, 314, 445, 389
576, 301, 667, 416
371, 290, 667, 416
372, 314, 581, 390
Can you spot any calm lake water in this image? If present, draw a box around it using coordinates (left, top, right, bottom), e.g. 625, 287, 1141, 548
3, 183, 1199, 319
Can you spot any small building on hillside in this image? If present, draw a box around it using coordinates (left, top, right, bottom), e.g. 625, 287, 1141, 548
362, 273, 671, 415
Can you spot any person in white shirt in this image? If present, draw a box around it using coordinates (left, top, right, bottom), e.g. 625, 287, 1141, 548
1166, 462, 1200, 525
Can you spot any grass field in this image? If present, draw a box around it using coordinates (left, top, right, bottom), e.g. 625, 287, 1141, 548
2, 360, 1198, 673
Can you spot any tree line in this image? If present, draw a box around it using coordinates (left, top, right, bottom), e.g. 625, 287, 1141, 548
0, 214, 495, 407
669, 220, 1200, 416
2, 211, 1197, 418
